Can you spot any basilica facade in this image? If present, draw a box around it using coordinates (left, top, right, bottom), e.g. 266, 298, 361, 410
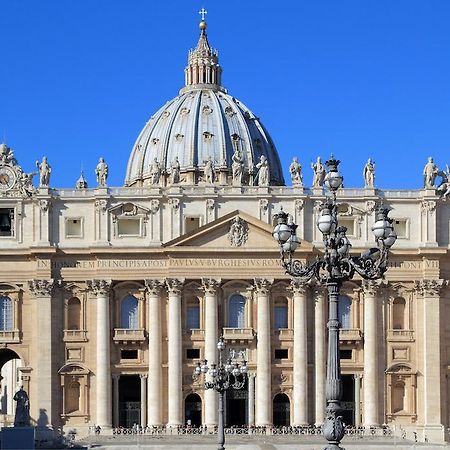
0, 17, 449, 444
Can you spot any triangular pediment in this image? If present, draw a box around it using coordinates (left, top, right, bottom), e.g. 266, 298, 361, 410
163, 210, 313, 251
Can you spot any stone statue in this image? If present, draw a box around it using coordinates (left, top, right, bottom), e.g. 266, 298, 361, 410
231, 147, 244, 186
170, 156, 181, 184
13, 386, 30, 427
311, 157, 325, 188
0, 143, 14, 164
150, 157, 161, 185
255, 155, 269, 187
423, 156, 438, 188
36, 156, 51, 187
204, 156, 215, 184
437, 165, 450, 199
95, 157, 108, 187
228, 217, 248, 247
289, 157, 303, 186
363, 158, 375, 188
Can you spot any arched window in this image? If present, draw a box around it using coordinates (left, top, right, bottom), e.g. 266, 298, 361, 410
392, 297, 406, 330
338, 295, 352, 329
121, 295, 139, 329
273, 393, 290, 426
67, 297, 81, 330
186, 298, 200, 330
228, 294, 246, 328
392, 381, 406, 413
274, 298, 288, 329
185, 393, 202, 427
0, 296, 13, 331
66, 381, 81, 414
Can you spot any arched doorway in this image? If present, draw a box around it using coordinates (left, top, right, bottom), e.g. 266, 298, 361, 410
0, 349, 23, 422
273, 393, 290, 426
185, 393, 202, 427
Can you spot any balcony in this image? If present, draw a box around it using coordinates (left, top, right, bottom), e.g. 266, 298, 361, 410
222, 327, 255, 343
0, 330, 20, 344
272, 329, 294, 341
113, 328, 146, 344
63, 330, 88, 342
387, 329, 415, 342
184, 329, 205, 341
339, 328, 363, 344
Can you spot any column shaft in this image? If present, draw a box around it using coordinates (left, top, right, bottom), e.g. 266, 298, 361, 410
314, 288, 326, 425
140, 375, 147, 427
292, 282, 308, 425
255, 279, 272, 426
248, 374, 255, 426
112, 375, 119, 427
354, 374, 361, 427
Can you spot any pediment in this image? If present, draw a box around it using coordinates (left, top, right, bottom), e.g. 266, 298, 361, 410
164, 210, 313, 251
109, 202, 150, 217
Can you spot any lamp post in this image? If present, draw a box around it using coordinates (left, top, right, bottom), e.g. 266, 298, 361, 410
273, 156, 396, 450
193, 336, 248, 450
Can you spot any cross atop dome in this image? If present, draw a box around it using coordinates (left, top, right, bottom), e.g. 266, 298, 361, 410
198, 8, 207, 21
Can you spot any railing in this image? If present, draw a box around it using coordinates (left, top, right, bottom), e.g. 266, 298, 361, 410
222, 327, 255, 341
387, 329, 415, 341
339, 328, 363, 342
63, 330, 88, 342
186, 328, 205, 340
113, 328, 146, 343
272, 328, 294, 340
0, 330, 20, 343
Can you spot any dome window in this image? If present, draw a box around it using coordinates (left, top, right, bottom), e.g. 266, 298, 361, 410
175, 134, 184, 142
203, 131, 214, 142
202, 105, 213, 115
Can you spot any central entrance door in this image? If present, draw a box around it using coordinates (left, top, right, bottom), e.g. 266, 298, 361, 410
225, 378, 248, 427
341, 374, 355, 426
119, 375, 141, 428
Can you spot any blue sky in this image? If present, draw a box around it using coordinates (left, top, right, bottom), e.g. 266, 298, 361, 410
1, 0, 450, 188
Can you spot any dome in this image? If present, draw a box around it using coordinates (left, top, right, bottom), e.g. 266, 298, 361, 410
125, 19, 285, 187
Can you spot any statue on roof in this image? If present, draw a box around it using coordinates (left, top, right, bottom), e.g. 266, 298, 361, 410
203, 156, 215, 184
363, 158, 375, 188
0, 143, 14, 165
311, 157, 325, 188
231, 143, 244, 186
423, 157, 438, 188
289, 157, 303, 187
36, 156, 51, 187
95, 157, 108, 187
150, 158, 161, 185
256, 155, 270, 187
169, 156, 181, 185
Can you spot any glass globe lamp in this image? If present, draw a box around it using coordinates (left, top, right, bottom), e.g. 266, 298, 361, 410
217, 338, 225, 351
317, 207, 333, 235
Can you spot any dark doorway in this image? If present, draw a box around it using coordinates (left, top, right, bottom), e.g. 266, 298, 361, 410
225, 378, 248, 427
119, 375, 141, 428
0, 349, 22, 417
273, 393, 290, 426
185, 393, 202, 426
341, 374, 355, 426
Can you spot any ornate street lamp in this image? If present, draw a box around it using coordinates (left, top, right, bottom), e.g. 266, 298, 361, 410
193, 336, 248, 450
273, 156, 396, 450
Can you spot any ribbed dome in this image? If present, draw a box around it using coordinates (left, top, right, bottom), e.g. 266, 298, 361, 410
125, 20, 285, 187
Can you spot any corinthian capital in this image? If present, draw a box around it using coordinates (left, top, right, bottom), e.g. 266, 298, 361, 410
165, 278, 184, 294
414, 279, 446, 297
289, 279, 308, 295
28, 279, 55, 297
253, 278, 273, 294
201, 278, 221, 294
144, 279, 163, 296
87, 279, 112, 296
362, 279, 385, 296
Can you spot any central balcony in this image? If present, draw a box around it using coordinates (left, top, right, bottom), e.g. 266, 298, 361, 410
0, 330, 21, 344
222, 327, 255, 343
113, 328, 146, 345
339, 328, 363, 345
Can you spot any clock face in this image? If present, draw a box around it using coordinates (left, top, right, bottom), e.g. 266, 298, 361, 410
0, 166, 16, 191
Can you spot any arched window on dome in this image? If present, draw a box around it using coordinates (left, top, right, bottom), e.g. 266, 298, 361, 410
67, 297, 81, 330
338, 296, 352, 329
0, 296, 13, 331
228, 294, 246, 328
121, 295, 139, 329
392, 297, 406, 330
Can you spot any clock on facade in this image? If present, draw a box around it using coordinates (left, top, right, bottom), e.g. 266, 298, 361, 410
0, 166, 16, 191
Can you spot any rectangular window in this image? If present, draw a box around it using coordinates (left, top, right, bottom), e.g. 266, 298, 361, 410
274, 306, 288, 329
275, 349, 289, 360
117, 218, 140, 236
340, 350, 352, 360
65, 218, 83, 238
393, 219, 408, 238
339, 218, 355, 236
186, 305, 200, 329
185, 217, 200, 234
186, 348, 200, 359
121, 349, 138, 360
0, 209, 13, 237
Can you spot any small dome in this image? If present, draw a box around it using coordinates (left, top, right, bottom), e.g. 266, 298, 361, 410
125, 20, 285, 187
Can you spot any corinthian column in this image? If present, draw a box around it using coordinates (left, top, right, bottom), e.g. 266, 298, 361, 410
29, 279, 55, 428
313, 286, 326, 425
291, 280, 308, 426
87, 279, 112, 428
145, 280, 163, 426
201, 278, 220, 427
362, 280, 381, 427
416, 279, 445, 441
166, 278, 184, 427
254, 278, 272, 426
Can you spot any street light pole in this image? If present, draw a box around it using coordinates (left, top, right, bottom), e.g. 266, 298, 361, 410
273, 156, 396, 449
193, 336, 248, 450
